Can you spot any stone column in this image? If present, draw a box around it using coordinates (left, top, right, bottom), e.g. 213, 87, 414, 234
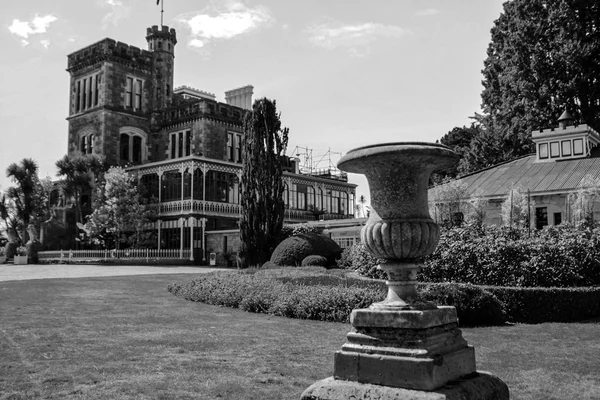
301, 142, 509, 400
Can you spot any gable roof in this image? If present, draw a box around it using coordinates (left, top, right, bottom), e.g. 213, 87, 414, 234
455, 155, 600, 199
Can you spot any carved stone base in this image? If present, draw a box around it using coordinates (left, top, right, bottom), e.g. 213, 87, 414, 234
300, 373, 509, 400
335, 306, 477, 391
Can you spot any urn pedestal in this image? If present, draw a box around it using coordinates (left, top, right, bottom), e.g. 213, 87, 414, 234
301, 143, 508, 400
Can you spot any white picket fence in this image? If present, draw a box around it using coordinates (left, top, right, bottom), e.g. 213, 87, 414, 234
38, 248, 192, 263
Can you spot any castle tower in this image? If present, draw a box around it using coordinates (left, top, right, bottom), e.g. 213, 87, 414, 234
146, 25, 176, 128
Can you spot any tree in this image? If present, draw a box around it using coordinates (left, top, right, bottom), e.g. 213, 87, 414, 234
569, 175, 600, 227
429, 178, 471, 227
436, 124, 480, 179
481, 0, 600, 159
55, 154, 106, 224
355, 194, 368, 218
501, 186, 535, 229
239, 98, 289, 267
4, 158, 46, 243
85, 167, 156, 249
458, 127, 512, 175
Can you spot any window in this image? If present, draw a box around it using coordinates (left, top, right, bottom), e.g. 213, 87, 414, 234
307, 186, 315, 208
235, 134, 243, 163
206, 171, 238, 203
227, 133, 234, 161
79, 134, 94, 155
119, 128, 146, 164
169, 130, 192, 159
539, 143, 548, 159
561, 140, 572, 156
574, 139, 584, 155
134, 79, 142, 110
550, 141, 560, 158
120, 134, 130, 162
166, 84, 170, 96
73, 72, 101, 114
125, 77, 133, 108
536, 207, 548, 230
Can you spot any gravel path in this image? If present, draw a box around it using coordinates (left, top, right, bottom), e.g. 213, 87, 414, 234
0, 264, 228, 282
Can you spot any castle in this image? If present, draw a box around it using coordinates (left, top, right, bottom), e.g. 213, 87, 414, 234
65, 25, 357, 263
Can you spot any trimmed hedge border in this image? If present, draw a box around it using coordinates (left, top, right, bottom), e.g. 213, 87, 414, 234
483, 285, 600, 323
167, 270, 506, 326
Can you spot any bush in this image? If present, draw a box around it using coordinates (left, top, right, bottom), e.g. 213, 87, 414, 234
419, 283, 506, 326
346, 243, 386, 280
484, 285, 600, 323
301, 255, 328, 267
168, 271, 507, 326
421, 223, 600, 287
270, 232, 342, 267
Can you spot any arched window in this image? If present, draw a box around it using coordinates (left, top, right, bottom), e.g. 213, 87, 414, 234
118, 127, 147, 164
79, 132, 94, 155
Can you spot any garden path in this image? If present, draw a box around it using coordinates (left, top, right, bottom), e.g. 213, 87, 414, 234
0, 264, 227, 281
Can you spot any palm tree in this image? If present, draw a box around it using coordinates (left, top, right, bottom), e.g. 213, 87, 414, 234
357, 194, 368, 218
5, 158, 44, 243
55, 154, 106, 225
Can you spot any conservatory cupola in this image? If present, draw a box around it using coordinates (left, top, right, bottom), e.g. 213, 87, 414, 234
531, 109, 600, 162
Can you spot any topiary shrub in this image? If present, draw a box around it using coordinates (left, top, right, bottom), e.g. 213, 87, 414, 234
301, 255, 328, 267
270, 232, 342, 267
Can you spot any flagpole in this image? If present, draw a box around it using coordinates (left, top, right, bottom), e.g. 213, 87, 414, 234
161, 0, 164, 27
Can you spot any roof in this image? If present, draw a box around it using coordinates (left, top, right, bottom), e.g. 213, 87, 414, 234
453, 155, 600, 199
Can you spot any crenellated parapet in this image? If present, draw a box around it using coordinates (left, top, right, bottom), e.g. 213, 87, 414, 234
162, 99, 246, 128
146, 25, 177, 45
67, 38, 153, 73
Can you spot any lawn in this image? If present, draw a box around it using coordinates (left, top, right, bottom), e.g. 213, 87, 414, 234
1, 273, 599, 400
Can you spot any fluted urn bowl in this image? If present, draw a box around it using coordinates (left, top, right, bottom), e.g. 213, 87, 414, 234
339, 142, 458, 261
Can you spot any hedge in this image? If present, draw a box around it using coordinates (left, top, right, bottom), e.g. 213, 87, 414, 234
168, 270, 506, 326
483, 285, 600, 323
341, 224, 600, 288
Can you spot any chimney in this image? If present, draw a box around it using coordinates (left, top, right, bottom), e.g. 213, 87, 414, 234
225, 85, 254, 110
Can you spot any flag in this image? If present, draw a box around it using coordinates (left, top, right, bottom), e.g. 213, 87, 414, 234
157, 0, 160, 5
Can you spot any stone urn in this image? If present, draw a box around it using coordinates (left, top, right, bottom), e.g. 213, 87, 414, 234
301, 142, 509, 400
342, 142, 458, 309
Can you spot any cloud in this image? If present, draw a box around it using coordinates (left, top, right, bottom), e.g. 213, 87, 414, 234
306, 20, 408, 57
40, 39, 51, 49
177, 0, 273, 51
415, 8, 440, 17
101, 0, 131, 29
8, 14, 58, 46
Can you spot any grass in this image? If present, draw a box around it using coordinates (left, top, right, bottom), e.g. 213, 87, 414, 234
1, 273, 599, 399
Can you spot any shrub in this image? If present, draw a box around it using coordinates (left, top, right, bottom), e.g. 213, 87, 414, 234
301, 255, 328, 267
419, 283, 505, 326
347, 243, 386, 280
168, 271, 507, 326
484, 285, 600, 323
270, 232, 342, 267
421, 223, 600, 287
336, 246, 354, 269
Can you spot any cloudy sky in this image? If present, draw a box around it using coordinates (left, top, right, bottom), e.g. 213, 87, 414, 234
1, 0, 505, 202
